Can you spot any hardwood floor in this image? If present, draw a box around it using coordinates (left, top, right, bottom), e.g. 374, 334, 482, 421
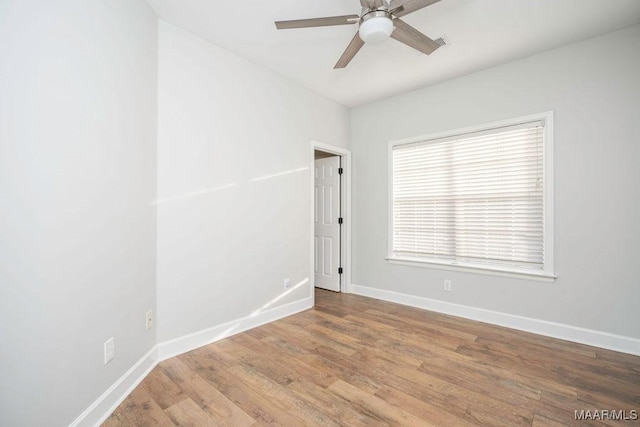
104, 289, 640, 426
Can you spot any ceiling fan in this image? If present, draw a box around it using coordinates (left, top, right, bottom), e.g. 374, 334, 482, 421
275, 0, 443, 69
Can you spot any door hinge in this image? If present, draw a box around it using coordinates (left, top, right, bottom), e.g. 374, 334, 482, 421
338, 217, 343, 224
338, 167, 343, 175
338, 267, 343, 275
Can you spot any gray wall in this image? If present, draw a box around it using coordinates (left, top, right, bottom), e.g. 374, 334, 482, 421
0, 1, 158, 425
351, 24, 640, 339
156, 22, 350, 343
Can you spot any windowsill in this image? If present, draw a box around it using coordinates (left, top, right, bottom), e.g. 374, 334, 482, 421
386, 256, 556, 283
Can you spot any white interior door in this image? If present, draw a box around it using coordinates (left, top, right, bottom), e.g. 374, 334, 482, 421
314, 156, 341, 292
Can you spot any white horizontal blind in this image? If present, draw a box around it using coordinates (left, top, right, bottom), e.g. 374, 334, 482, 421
391, 121, 545, 270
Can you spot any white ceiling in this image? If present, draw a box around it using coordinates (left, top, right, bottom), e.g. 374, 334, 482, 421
146, 0, 640, 107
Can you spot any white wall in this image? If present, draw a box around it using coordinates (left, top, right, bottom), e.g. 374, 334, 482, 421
351, 24, 640, 340
0, 1, 158, 425
156, 22, 349, 343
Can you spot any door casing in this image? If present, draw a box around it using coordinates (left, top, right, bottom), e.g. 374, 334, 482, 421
310, 141, 351, 297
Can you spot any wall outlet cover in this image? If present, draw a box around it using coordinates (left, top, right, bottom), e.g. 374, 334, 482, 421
145, 310, 153, 330
104, 337, 115, 364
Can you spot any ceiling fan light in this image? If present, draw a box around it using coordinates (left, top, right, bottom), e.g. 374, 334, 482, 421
359, 16, 393, 44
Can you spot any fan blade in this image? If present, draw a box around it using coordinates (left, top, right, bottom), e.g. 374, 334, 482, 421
391, 18, 441, 55
390, 0, 440, 18
334, 32, 365, 69
275, 15, 359, 30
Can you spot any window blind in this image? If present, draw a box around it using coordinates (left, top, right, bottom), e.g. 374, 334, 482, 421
391, 120, 545, 270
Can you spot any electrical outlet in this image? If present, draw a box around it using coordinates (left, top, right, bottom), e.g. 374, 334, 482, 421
145, 309, 153, 330
284, 278, 291, 289
443, 279, 452, 292
104, 337, 115, 364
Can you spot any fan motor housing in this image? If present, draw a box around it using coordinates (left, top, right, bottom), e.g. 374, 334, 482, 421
359, 10, 394, 44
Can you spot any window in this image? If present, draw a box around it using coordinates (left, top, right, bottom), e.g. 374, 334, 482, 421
388, 112, 554, 279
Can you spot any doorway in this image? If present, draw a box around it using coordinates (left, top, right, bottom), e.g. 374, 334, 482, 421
314, 152, 341, 292
310, 142, 351, 294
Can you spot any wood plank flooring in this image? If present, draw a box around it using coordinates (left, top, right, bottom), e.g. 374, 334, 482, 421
104, 289, 640, 426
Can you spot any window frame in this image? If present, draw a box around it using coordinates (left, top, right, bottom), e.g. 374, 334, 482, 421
387, 112, 555, 282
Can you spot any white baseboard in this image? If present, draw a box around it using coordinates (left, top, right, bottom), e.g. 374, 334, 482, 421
157, 295, 314, 361
350, 284, 640, 356
70, 346, 159, 427
72, 295, 313, 426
